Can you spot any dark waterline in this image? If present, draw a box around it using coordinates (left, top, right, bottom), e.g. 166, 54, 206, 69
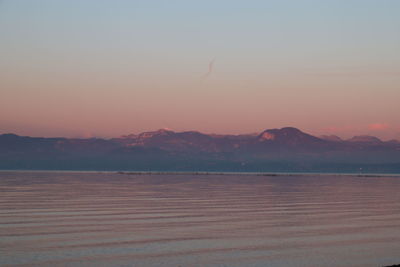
2, 169, 400, 177
1, 171, 400, 267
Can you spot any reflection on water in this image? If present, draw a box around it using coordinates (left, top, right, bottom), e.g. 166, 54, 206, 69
1, 171, 400, 267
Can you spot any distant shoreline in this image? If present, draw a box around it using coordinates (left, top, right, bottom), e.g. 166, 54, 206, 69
0, 169, 399, 177
115, 171, 400, 178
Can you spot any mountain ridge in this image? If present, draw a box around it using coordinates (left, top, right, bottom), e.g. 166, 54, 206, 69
1, 127, 399, 172
2, 127, 398, 143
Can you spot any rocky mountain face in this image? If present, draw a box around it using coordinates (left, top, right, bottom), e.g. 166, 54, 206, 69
1, 128, 399, 172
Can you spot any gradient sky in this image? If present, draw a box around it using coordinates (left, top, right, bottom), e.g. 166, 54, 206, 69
1, 0, 399, 139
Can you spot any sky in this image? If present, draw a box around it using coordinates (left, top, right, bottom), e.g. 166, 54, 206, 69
1, 0, 399, 140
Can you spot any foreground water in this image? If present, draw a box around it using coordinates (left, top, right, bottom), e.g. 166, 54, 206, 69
1, 172, 400, 267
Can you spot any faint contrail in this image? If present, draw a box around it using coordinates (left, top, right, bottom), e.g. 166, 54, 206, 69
201, 58, 215, 80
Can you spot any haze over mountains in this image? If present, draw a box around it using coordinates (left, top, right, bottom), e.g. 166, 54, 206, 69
1, 127, 399, 173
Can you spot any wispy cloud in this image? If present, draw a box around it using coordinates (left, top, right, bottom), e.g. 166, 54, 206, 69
201, 58, 215, 80
368, 123, 390, 131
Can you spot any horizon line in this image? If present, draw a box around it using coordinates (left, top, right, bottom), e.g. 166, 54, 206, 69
1, 126, 399, 142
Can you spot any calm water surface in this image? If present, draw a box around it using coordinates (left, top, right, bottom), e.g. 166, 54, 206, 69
1, 171, 400, 267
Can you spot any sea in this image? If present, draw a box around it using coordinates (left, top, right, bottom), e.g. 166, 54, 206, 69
1, 171, 400, 267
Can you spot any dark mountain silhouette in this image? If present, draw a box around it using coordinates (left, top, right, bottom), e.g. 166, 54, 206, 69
1, 127, 399, 173
347, 135, 382, 144
320, 135, 343, 142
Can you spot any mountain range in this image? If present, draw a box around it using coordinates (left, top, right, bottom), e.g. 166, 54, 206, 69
1, 127, 399, 173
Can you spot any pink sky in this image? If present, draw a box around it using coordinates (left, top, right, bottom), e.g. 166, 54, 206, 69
1, 61, 400, 140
